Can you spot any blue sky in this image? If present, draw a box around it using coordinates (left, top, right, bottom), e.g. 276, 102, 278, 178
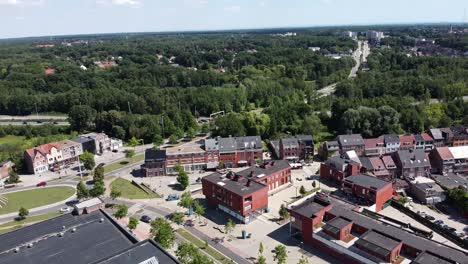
0, 0, 466, 38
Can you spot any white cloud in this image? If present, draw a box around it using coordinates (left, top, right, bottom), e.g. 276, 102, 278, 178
320, 0, 333, 4
259, 1, 267, 7
0, 0, 45, 6
96, 0, 142, 7
224, 5, 240, 13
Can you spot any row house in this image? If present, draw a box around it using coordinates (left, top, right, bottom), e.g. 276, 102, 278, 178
363, 138, 384, 157
320, 156, 361, 183
410, 178, 446, 204
318, 141, 340, 160
360, 157, 391, 180
337, 134, 365, 156
0, 161, 14, 180
392, 149, 431, 179
430, 146, 468, 175
288, 195, 467, 264
217, 136, 263, 168
382, 134, 400, 154
24, 143, 63, 174
165, 145, 208, 174
141, 149, 166, 177
399, 135, 415, 150
278, 135, 314, 161
57, 140, 83, 164
342, 174, 394, 212
451, 126, 468, 146
80, 133, 112, 155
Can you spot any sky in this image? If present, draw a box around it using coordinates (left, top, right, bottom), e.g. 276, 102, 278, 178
0, 0, 466, 39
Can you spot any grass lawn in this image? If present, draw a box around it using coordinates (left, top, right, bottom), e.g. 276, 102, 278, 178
0, 212, 61, 229
103, 154, 144, 173
176, 229, 231, 264
0, 186, 75, 215
0, 135, 25, 145
110, 178, 160, 199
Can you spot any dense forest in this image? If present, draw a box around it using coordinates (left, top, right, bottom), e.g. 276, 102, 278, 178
0, 27, 467, 149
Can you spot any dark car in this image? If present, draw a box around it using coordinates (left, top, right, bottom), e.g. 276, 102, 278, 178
196, 177, 202, 183
424, 215, 435, 221
140, 215, 152, 223
166, 194, 180, 201
36, 181, 47, 187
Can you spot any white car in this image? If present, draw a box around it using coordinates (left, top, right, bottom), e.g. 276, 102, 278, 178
60, 207, 71, 213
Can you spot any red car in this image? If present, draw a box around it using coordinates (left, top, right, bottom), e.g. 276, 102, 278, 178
36, 181, 47, 187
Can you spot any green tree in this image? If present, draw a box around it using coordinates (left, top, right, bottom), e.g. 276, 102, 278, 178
273, 245, 287, 264
129, 137, 140, 148
186, 127, 196, 139
298, 255, 309, 264
257, 255, 267, 264
258, 242, 264, 255
150, 217, 175, 249
193, 200, 205, 220
302, 114, 324, 136
176, 242, 214, 264
68, 105, 97, 132
178, 192, 194, 209
80, 151, 95, 170
76, 181, 89, 200
125, 149, 135, 159
225, 218, 236, 235
171, 212, 185, 225
170, 134, 179, 144
153, 134, 164, 149
93, 165, 104, 183
113, 204, 128, 219
18, 207, 29, 220
213, 113, 246, 137
7, 170, 19, 184
128, 217, 139, 230
110, 187, 121, 200
177, 169, 189, 190
299, 185, 306, 197
90, 182, 106, 197
279, 204, 289, 220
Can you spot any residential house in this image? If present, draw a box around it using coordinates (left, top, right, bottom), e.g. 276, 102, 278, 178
71, 137, 96, 154
382, 155, 397, 179
363, 138, 385, 157
409, 177, 445, 204
440, 127, 454, 146
342, 174, 394, 212
57, 140, 83, 164
393, 150, 431, 179
382, 134, 400, 154
337, 134, 365, 156
0, 161, 14, 180
279, 138, 299, 161
421, 133, 434, 151
451, 126, 468, 146
80, 133, 111, 155
430, 147, 455, 174
428, 129, 444, 147
399, 135, 415, 150
413, 134, 425, 151
320, 156, 361, 183
318, 141, 339, 160
217, 136, 262, 168
24, 148, 49, 174
361, 157, 390, 180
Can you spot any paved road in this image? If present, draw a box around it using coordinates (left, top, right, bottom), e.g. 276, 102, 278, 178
0, 114, 67, 120
0, 121, 69, 126
317, 40, 370, 97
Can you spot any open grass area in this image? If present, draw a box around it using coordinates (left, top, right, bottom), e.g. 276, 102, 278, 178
0, 212, 61, 229
0, 135, 25, 145
176, 229, 231, 264
0, 186, 75, 215
110, 178, 160, 199
103, 154, 144, 173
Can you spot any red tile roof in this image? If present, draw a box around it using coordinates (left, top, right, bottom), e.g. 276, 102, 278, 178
368, 157, 386, 170
435, 147, 454, 160
44, 68, 56, 75
364, 138, 383, 149
421, 133, 433, 141
382, 155, 396, 168
399, 135, 415, 145
26, 143, 61, 157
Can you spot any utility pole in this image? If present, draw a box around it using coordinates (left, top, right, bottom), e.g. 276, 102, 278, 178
161, 115, 165, 138
128, 101, 132, 114
34, 103, 39, 119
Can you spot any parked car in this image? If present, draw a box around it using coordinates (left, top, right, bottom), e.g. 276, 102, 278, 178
453, 231, 465, 238
296, 178, 303, 181
166, 194, 180, 201
442, 225, 451, 230
36, 181, 47, 187
140, 215, 152, 223
59, 207, 71, 213
424, 215, 435, 221
448, 227, 457, 232
434, 220, 444, 226
195, 177, 202, 183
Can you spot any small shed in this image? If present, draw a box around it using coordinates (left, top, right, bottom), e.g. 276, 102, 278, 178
73, 198, 104, 215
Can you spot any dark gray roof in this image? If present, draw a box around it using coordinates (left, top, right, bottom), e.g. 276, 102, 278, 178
396, 150, 430, 169
414, 134, 425, 142
412, 182, 444, 193
431, 173, 468, 190
429, 129, 443, 140
324, 156, 359, 171
0, 210, 175, 264
337, 134, 364, 147
236, 160, 291, 179
327, 200, 467, 263
383, 134, 400, 144
204, 139, 219, 151
93, 240, 179, 264
356, 230, 401, 256
269, 140, 280, 158
359, 157, 373, 171
235, 136, 262, 150
281, 138, 299, 148
411, 251, 457, 264
327, 216, 352, 229
145, 149, 166, 162
202, 172, 266, 196
326, 141, 339, 149
344, 175, 391, 190
296, 135, 313, 142
218, 137, 236, 152
71, 137, 94, 144
291, 200, 328, 218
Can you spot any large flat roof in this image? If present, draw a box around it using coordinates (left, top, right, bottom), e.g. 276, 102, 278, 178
0, 210, 178, 264
166, 144, 205, 155
203, 172, 266, 197
431, 173, 468, 190
356, 230, 401, 256
290, 199, 329, 218
236, 160, 291, 179
411, 250, 457, 264
344, 174, 391, 190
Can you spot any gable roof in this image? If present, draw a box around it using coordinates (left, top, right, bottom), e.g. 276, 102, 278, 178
435, 147, 454, 160
337, 134, 364, 147
396, 149, 430, 169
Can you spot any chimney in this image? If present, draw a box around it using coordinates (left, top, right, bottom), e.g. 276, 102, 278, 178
247, 180, 253, 187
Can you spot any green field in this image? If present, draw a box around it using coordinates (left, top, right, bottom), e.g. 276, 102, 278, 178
103, 154, 144, 173
0, 186, 75, 215
176, 229, 231, 264
0, 135, 25, 145
110, 178, 160, 199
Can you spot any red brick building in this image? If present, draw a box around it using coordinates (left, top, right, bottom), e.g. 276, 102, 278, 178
288, 195, 467, 264
343, 175, 394, 212
202, 160, 291, 223
320, 156, 361, 183
217, 136, 263, 168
